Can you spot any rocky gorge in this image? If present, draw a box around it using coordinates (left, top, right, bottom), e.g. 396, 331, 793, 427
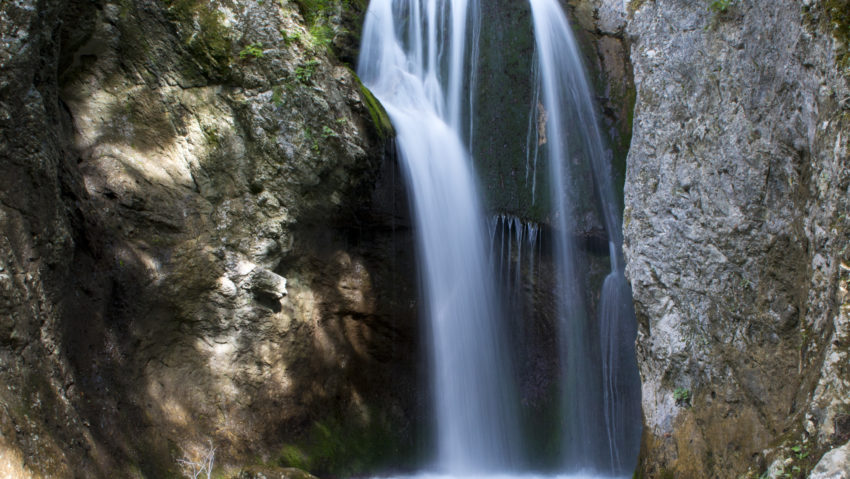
0, 0, 848, 478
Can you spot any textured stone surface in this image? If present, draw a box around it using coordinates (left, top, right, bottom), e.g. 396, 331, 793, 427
474, 0, 634, 224
622, 0, 850, 477
235, 465, 320, 479
810, 440, 850, 479
0, 0, 417, 477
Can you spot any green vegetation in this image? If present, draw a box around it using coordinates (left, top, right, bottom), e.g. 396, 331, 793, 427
802, 0, 850, 75
292, 0, 367, 24
282, 29, 302, 45
295, 59, 320, 84
202, 124, 221, 148
321, 125, 337, 138
824, 0, 850, 73
309, 23, 334, 51
353, 74, 394, 139
708, 0, 734, 14
304, 127, 320, 152
758, 436, 819, 479
276, 414, 414, 477
791, 443, 809, 460
673, 387, 691, 406
271, 86, 285, 107
239, 42, 265, 59
289, 0, 369, 58
291, 0, 337, 52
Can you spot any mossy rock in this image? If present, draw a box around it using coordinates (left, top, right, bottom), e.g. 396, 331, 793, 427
274, 411, 417, 478
161, 0, 234, 81
352, 75, 394, 140
235, 465, 320, 479
823, 0, 850, 73
291, 0, 369, 64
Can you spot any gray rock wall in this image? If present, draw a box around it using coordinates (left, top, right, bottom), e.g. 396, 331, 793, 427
621, 0, 850, 476
0, 0, 417, 477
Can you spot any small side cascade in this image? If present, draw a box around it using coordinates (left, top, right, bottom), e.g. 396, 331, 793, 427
527, 0, 642, 474
489, 214, 545, 379
524, 56, 542, 205
490, 215, 541, 305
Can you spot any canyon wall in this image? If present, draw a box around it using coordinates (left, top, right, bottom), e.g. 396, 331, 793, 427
620, 0, 850, 476
2, 0, 850, 477
0, 0, 419, 477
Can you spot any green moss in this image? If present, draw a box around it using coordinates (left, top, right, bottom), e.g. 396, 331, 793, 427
271, 86, 285, 107
824, 0, 850, 73
291, 0, 339, 55
292, 0, 331, 24
202, 124, 221, 148
627, 0, 651, 15
293, 0, 365, 24
294, 59, 320, 84
658, 469, 676, 479
309, 23, 334, 51
290, 0, 369, 61
804, 0, 850, 76
239, 42, 265, 59
162, 0, 234, 80
708, 0, 734, 14
353, 74, 394, 140
276, 411, 415, 477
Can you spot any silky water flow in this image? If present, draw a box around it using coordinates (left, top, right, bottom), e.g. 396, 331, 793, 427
358, 0, 640, 476
527, 0, 641, 474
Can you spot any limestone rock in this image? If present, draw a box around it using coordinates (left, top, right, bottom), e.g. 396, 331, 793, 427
623, 0, 850, 476
0, 0, 417, 477
810, 441, 850, 479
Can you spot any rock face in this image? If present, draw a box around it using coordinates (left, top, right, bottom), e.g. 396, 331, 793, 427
809, 440, 850, 479
0, 0, 417, 477
621, 0, 850, 477
473, 0, 634, 225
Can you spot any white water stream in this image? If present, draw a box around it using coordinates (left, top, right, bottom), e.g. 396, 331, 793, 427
528, 0, 640, 473
359, 0, 521, 472
359, 0, 639, 476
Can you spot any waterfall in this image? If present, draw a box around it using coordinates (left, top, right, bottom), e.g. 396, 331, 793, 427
358, 0, 522, 472
358, 0, 640, 476
527, 0, 641, 473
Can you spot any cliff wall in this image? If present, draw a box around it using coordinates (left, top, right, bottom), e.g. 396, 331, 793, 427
0, 0, 417, 476
621, 0, 850, 476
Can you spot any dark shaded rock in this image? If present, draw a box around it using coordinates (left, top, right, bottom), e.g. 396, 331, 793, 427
0, 0, 417, 477
236, 465, 320, 479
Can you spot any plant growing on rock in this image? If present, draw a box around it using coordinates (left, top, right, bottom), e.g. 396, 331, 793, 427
271, 86, 285, 107
321, 125, 337, 138
673, 387, 691, 406
295, 59, 320, 84
240, 42, 265, 59
708, 0, 734, 13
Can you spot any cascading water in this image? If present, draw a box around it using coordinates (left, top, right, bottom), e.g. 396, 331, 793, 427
358, 0, 639, 477
358, 0, 522, 472
527, 0, 641, 473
